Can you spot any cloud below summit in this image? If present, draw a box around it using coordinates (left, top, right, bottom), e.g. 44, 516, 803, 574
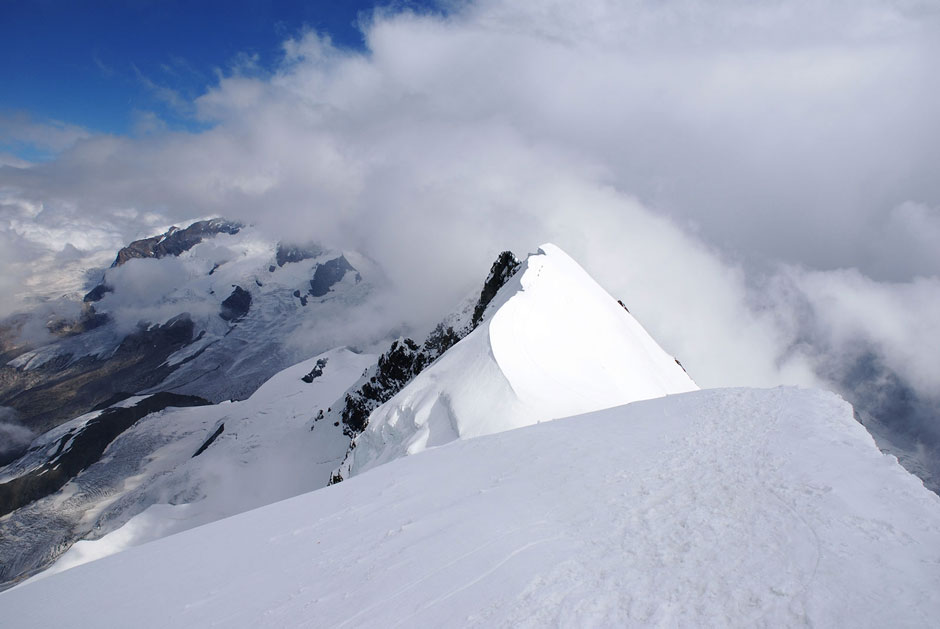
1, 1, 939, 454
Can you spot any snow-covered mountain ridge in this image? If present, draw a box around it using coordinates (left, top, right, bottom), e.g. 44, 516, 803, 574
336, 243, 697, 479
4, 387, 938, 627
0, 242, 695, 587
0, 241, 530, 586
324, 250, 523, 440
3, 240, 939, 626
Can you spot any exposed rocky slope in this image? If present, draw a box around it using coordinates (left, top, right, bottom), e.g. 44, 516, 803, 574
108, 219, 243, 269
0, 219, 372, 433
327, 251, 521, 443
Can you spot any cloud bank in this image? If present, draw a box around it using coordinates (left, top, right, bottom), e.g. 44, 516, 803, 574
1, 0, 939, 473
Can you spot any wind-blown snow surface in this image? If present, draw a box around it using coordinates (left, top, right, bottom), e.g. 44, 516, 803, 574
340, 243, 697, 477
3, 387, 939, 627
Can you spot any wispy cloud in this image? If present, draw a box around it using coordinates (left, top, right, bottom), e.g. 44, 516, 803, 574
0, 112, 92, 155
132, 64, 190, 113
92, 51, 115, 77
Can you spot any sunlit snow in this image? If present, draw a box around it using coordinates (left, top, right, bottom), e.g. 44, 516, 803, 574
3, 388, 938, 627
341, 244, 697, 477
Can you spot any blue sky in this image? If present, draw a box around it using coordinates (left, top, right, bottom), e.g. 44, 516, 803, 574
0, 0, 436, 159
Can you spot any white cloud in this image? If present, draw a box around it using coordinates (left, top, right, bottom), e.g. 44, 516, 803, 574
784, 266, 940, 396
0, 0, 937, 420
98, 257, 220, 334
0, 406, 34, 463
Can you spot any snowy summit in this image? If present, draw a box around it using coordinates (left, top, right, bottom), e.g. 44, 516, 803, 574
338, 243, 697, 478
2, 243, 940, 627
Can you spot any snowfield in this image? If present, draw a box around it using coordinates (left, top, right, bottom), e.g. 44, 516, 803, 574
340, 244, 697, 478
3, 386, 939, 627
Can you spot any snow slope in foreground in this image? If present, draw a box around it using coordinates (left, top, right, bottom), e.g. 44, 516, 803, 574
341, 243, 697, 477
4, 387, 939, 628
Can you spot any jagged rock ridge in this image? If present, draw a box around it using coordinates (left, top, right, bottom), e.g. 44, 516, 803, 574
323, 251, 521, 464
111, 219, 242, 268
471, 251, 521, 328
219, 286, 252, 322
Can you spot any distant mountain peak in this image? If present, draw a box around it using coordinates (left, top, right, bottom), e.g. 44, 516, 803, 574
83, 218, 243, 304
110, 218, 242, 268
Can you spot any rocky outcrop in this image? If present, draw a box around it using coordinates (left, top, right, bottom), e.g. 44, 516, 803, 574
82, 284, 113, 303
339, 338, 428, 436
219, 286, 252, 322
301, 358, 329, 383
310, 255, 360, 298
192, 423, 225, 458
